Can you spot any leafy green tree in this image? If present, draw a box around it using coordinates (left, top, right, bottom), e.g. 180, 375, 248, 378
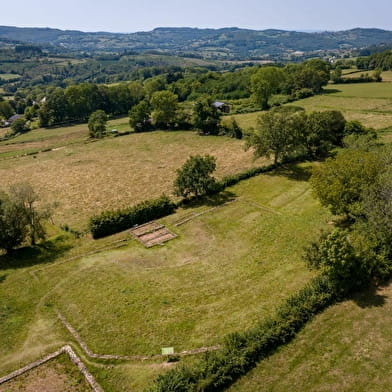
88, 110, 107, 138
250, 77, 272, 110
192, 96, 221, 135
304, 110, 346, 157
11, 117, 29, 134
310, 149, 383, 217
222, 117, 243, 139
9, 183, 51, 245
246, 111, 302, 164
174, 155, 217, 198
330, 66, 342, 83
0, 183, 52, 252
0, 100, 14, 119
304, 229, 366, 289
129, 100, 151, 132
144, 76, 166, 100
150, 90, 178, 129
0, 191, 28, 253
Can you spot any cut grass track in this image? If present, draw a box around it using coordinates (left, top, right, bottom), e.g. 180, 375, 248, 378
229, 281, 392, 392
0, 163, 330, 391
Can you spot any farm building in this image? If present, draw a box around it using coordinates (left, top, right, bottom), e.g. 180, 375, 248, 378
213, 101, 230, 113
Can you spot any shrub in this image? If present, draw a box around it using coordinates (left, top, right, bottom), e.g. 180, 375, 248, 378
89, 195, 176, 239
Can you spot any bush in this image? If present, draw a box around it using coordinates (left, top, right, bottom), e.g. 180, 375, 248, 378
89, 195, 176, 239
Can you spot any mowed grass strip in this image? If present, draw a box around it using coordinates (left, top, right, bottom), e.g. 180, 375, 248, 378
0, 129, 263, 228
229, 281, 392, 392
37, 164, 330, 356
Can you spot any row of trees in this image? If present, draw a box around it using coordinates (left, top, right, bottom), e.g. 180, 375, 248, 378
357, 49, 392, 70
250, 59, 330, 109
246, 107, 374, 163
34, 58, 332, 128
38, 81, 145, 126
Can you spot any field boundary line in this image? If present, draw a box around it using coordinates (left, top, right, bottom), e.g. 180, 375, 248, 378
56, 310, 220, 361
0, 345, 104, 392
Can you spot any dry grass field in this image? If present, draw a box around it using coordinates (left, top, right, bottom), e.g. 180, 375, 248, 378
0, 124, 263, 228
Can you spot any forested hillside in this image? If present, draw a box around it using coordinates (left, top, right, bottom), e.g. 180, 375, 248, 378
1, 26, 392, 59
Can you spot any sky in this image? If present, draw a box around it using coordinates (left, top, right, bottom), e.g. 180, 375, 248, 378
1, 0, 392, 33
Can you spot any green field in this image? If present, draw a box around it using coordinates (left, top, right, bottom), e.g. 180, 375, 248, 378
0, 161, 329, 391
1, 80, 392, 391
0, 73, 21, 81
230, 281, 392, 392
231, 82, 392, 135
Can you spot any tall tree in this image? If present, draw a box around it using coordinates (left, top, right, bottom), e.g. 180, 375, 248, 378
88, 110, 107, 139
150, 90, 178, 129
192, 96, 221, 135
174, 155, 217, 198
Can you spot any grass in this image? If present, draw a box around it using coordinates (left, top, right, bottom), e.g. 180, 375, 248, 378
0, 123, 264, 229
229, 281, 392, 392
0, 73, 21, 81
231, 83, 392, 136
0, 162, 330, 391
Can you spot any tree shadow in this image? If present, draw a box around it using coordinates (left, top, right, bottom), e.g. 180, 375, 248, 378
180, 190, 237, 210
352, 283, 388, 308
0, 274, 6, 284
266, 163, 313, 182
323, 88, 342, 94
0, 235, 73, 271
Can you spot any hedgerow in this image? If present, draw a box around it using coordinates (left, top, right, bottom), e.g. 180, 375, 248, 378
148, 274, 341, 392
89, 195, 176, 239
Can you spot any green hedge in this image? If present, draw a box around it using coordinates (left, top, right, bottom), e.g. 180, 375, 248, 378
148, 274, 340, 392
89, 195, 176, 239
218, 163, 277, 188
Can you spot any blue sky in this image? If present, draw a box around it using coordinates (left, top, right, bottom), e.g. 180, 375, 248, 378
2, 0, 392, 32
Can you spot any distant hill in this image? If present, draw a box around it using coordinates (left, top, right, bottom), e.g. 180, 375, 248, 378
0, 26, 392, 59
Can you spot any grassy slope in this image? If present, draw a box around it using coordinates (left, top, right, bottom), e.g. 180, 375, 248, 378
229, 281, 392, 392
0, 163, 329, 391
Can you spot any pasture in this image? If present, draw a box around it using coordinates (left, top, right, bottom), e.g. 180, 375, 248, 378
229, 281, 392, 392
0, 122, 264, 229
232, 82, 392, 134
0, 162, 330, 391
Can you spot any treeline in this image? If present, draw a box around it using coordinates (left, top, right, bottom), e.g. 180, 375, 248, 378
246, 106, 375, 163
38, 81, 145, 126
357, 49, 392, 70
35, 58, 330, 127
